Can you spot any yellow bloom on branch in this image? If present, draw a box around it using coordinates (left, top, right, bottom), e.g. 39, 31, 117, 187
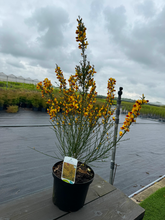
119, 131, 123, 136
119, 95, 149, 136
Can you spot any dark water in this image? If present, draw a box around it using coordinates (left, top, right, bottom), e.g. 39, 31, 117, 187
0, 108, 164, 205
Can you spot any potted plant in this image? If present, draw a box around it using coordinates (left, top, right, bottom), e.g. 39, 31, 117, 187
25, 92, 33, 108
5, 91, 19, 107
31, 93, 42, 111
41, 97, 47, 112
36, 16, 148, 212
31, 94, 38, 110
19, 92, 27, 108
32, 101, 39, 111
0, 99, 4, 110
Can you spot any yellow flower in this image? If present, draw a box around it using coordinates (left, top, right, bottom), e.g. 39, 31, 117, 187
119, 131, 123, 136
84, 112, 88, 116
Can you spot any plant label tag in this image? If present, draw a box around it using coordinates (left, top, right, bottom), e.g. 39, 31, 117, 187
61, 156, 78, 184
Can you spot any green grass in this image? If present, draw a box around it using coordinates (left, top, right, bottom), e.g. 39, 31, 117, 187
96, 97, 117, 105
139, 187, 165, 220
0, 81, 37, 91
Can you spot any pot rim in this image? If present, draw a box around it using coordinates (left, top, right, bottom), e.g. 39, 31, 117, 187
52, 160, 95, 185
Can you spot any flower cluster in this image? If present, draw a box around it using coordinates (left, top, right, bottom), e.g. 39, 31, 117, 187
119, 94, 149, 136
37, 78, 53, 97
55, 67, 67, 91
76, 17, 88, 51
107, 78, 116, 106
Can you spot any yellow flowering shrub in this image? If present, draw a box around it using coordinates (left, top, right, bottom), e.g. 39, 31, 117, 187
119, 95, 149, 137
37, 16, 148, 165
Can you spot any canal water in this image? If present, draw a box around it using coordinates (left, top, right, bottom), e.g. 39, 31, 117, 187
0, 108, 164, 205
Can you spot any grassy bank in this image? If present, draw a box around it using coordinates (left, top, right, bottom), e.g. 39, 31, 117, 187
0, 81, 165, 118
140, 187, 165, 220
0, 81, 37, 91
0, 89, 48, 109
121, 101, 165, 119
0, 81, 106, 110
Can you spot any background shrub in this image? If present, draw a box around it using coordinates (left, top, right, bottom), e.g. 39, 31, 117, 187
6, 105, 19, 113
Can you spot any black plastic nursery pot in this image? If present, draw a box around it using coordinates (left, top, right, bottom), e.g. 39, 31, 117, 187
32, 107, 38, 111
41, 107, 47, 112
52, 161, 94, 212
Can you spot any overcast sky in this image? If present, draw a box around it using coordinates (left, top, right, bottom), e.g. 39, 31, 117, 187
0, 0, 165, 104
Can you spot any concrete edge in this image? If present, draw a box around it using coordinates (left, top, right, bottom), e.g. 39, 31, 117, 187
130, 177, 165, 204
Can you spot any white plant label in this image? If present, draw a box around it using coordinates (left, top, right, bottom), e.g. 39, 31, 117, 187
61, 156, 78, 184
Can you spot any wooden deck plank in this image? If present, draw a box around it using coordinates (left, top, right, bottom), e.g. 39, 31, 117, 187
0, 188, 65, 220
90, 174, 116, 196
59, 189, 145, 220
0, 175, 114, 219
85, 174, 116, 203
0, 175, 144, 220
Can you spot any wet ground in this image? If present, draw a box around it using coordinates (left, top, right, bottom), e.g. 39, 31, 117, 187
0, 108, 165, 205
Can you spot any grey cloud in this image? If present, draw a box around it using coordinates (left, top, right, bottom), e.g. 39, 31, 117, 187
28, 46, 81, 73
135, 0, 155, 18
0, 27, 49, 60
90, 0, 104, 20
104, 4, 165, 72
29, 60, 54, 69
125, 41, 155, 66
132, 7, 165, 44
26, 6, 69, 48
0, 29, 25, 57
128, 7, 165, 69
37, 28, 63, 48
104, 6, 127, 36
7, 60, 25, 69
127, 77, 139, 85
0, 0, 165, 104
0, 5, 70, 61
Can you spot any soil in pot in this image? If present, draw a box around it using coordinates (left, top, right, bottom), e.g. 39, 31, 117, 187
53, 161, 94, 183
